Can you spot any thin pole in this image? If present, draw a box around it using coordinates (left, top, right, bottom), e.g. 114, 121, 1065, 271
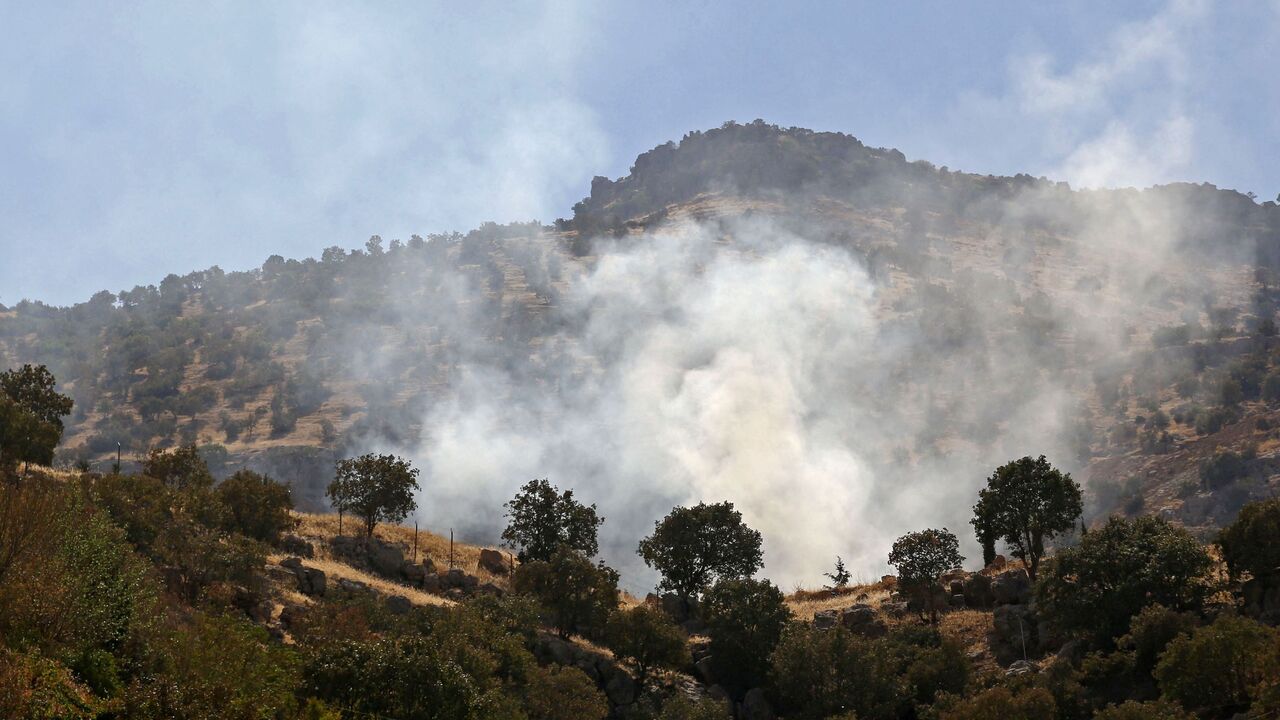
413, 520, 419, 562
449, 529, 454, 570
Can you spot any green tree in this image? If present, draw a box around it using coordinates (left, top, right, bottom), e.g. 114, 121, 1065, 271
936, 686, 1057, 720
142, 444, 215, 491
603, 605, 687, 688
971, 455, 1082, 581
1036, 516, 1212, 646
0, 364, 72, 471
888, 528, 963, 623
328, 453, 420, 537
824, 556, 851, 589
638, 501, 763, 604
500, 478, 602, 562
216, 469, 297, 543
522, 665, 609, 720
1154, 613, 1280, 715
769, 623, 902, 719
702, 577, 790, 692
1217, 497, 1280, 584
512, 545, 620, 639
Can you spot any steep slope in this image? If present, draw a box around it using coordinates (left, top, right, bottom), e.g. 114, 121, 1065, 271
3, 121, 1279, 571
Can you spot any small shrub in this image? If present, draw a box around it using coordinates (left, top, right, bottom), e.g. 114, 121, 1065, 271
603, 605, 687, 687
216, 469, 297, 543
1093, 700, 1194, 720
511, 546, 619, 639
770, 623, 903, 719
1217, 497, 1280, 583
522, 665, 609, 720
936, 686, 1056, 720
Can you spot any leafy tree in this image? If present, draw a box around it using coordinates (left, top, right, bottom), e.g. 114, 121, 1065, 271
971, 455, 1082, 581
142, 444, 215, 491
511, 545, 620, 639
0, 364, 72, 471
769, 623, 902, 719
1036, 516, 1213, 646
522, 665, 609, 720
501, 478, 602, 562
824, 556, 851, 589
328, 453, 420, 537
888, 528, 963, 623
216, 469, 297, 543
603, 605, 687, 687
936, 686, 1057, 720
1216, 497, 1280, 583
638, 501, 763, 603
1154, 613, 1280, 715
702, 577, 790, 692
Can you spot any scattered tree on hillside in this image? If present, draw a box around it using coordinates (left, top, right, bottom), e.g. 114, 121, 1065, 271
501, 478, 602, 562
216, 469, 297, 543
512, 545, 620, 639
1154, 614, 1280, 715
970, 455, 1082, 580
142, 445, 215, 491
0, 364, 72, 472
888, 528, 963, 623
327, 453, 420, 538
824, 555, 851, 589
638, 501, 763, 605
1036, 516, 1213, 646
701, 577, 790, 692
603, 605, 687, 688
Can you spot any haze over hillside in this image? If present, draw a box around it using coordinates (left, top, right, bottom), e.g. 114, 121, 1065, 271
5, 121, 1280, 587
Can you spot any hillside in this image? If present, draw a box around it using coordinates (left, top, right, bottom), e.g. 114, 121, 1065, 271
4, 121, 1280, 570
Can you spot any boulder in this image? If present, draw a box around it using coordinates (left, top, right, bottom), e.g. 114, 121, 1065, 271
478, 548, 510, 575
280, 534, 314, 558
402, 561, 426, 583
840, 604, 887, 637
949, 593, 966, 608
422, 574, 443, 594
812, 609, 838, 630
993, 604, 1037, 652
881, 601, 909, 618
367, 540, 406, 578
740, 688, 776, 720
385, 595, 412, 615
906, 583, 951, 615
478, 582, 505, 597
280, 556, 304, 573
300, 567, 327, 597
949, 579, 965, 596
939, 568, 968, 585
991, 569, 1032, 606
963, 573, 994, 608
1005, 659, 1037, 677
603, 666, 637, 706
279, 603, 306, 630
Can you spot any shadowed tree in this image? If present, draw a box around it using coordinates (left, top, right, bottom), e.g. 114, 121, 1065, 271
971, 455, 1082, 581
501, 478, 602, 563
638, 501, 763, 605
888, 528, 964, 623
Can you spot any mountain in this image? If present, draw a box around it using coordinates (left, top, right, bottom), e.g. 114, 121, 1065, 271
3, 120, 1280, 566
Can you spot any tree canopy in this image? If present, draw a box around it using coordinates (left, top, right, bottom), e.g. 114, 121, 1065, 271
501, 479, 602, 563
327, 453, 420, 537
637, 501, 763, 602
971, 455, 1082, 580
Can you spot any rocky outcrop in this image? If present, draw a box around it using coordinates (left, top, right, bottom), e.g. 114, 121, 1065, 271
478, 548, 511, 575
279, 534, 314, 558
991, 568, 1032, 606
740, 687, 776, 720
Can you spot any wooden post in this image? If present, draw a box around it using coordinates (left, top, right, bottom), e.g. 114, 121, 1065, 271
413, 520, 419, 562
449, 529, 455, 570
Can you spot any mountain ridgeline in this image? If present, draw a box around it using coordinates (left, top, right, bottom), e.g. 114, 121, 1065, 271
3, 120, 1280, 550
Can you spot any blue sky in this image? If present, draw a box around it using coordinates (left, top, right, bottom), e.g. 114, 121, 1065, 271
2, 1, 1277, 306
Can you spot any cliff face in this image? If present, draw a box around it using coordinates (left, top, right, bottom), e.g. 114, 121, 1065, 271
3, 120, 1279, 535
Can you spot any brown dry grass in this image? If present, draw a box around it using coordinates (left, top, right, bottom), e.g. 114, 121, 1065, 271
266, 552, 453, 608
786, 579, 895, 620
292, 511, 513, 589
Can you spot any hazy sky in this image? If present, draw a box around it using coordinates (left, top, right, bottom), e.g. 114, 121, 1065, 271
2, 1, 1277, 306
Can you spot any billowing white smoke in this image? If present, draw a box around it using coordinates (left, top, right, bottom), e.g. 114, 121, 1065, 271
408, 218, 1080, 590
